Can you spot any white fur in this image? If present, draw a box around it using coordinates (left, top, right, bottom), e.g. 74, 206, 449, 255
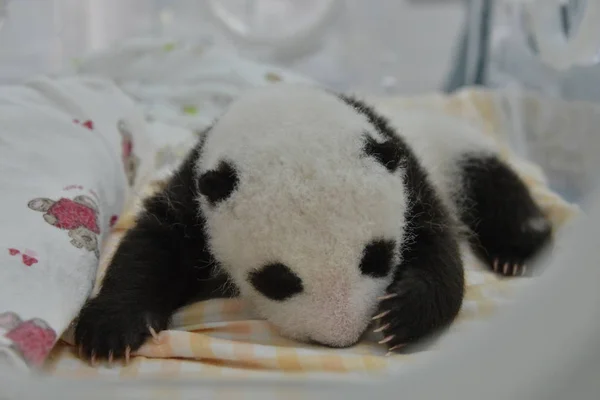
196, 84, 500, 347
197, 85, 408, 347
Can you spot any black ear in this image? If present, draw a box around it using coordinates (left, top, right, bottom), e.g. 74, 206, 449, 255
197, 161, 239, 205
363, 134, 402, 172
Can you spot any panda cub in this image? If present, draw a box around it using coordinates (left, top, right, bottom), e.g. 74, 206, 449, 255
75, 84, 552, 359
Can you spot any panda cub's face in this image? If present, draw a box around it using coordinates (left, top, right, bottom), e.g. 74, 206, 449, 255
196, 85, 408, 348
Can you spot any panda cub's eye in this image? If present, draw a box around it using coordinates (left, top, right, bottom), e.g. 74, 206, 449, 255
248, 263, 304, 301
360, 239, 396, 278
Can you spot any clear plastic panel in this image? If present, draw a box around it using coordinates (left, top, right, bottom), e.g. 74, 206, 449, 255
474, 0, 600, 204
0, 0, 465, 94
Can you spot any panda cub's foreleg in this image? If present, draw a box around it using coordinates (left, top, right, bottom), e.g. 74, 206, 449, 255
457, 155, 553, 277
74, 148, 229, 362
374, 162, 465, 353
339, 96, 466, 351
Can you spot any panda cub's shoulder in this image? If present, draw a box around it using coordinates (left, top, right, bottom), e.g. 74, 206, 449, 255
370, 104, 497, 216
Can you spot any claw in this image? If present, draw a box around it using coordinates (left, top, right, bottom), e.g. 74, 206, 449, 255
522, 265, 527, 276
373, 323, 390, 333
385, 344, 406, 357
378, 293, 398, 301
512, 264, 519, 276
388, 343, 405, 352
90, 352, 98, 367
503, 262, 509, 274
493, 259, 499, 271
108, 351, 113, 364
379, 335, 395, 344
125, 347, 131, 364
149, 326, 160, 344
372, 310, 390, 320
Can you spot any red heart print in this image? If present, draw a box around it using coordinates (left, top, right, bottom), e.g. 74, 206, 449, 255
73, 119, 94, 130
22, 255, 38, 267
109, 215, 119, 227
8, 248, 20, 256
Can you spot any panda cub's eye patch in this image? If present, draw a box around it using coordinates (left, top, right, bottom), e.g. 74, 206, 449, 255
249, 263, 304, 301
360, 239, 396, 278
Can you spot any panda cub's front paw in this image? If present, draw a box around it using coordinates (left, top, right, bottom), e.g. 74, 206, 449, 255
372, 293, 427, 353
74, 297, 169, 363
372, 272, 462, 354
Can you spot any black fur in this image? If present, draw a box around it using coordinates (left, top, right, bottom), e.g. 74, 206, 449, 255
359, 239, 396, 278
197, 160, 238, 205
458, 155, 553, 276
363, 134, 402, 172
249, 263, 304, 301
74, 137, 236, 360
340, 95, 400, 143
342, 95, 465, 350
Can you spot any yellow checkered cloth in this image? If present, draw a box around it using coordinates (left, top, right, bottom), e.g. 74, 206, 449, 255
43, 88, 578, 380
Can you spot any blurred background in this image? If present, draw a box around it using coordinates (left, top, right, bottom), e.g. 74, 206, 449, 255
0, 0, 465, 93
1, 0, 598, 202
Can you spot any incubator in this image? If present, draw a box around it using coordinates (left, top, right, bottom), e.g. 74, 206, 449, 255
0, 1, 599, 399
0, 0, 464, 92
449, 0, 600, 204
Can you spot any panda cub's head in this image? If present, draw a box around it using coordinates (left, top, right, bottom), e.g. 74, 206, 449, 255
196, 84, 409, 347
